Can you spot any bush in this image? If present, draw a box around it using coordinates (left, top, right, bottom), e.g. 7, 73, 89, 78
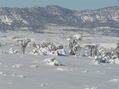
18, 38, 31, 54
68, 34, 82, 55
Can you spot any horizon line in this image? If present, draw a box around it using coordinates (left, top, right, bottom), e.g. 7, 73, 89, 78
0, 5, 118, 11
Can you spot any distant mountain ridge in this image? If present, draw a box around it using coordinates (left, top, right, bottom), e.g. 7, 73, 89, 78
0, 5, 119, 31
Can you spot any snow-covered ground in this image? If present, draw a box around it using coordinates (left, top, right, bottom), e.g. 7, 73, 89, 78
0, 29, 119, 89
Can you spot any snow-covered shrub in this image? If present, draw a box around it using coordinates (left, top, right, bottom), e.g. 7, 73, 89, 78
9, 48, 18, 54
18, 38, 31, 54
84, 44, 98, 57
113, 41, 119, 58
30, 42, 66, 56
68, 34, 82, 55
32, 42, 40, 49
94, 55, 109, 63
94, 47, 110, 63
56, 48, 66, 56
95, 55, 119, 64
30, 48, 39, 55
0, 41, 7, 47
94, 46, 119, 64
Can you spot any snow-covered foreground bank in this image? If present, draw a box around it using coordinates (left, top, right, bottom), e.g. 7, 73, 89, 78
0, 54, 119, 89
0, 31, 119, 89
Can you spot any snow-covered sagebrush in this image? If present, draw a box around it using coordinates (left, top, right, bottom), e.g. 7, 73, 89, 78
1, 33, 119, 64
30, 42, 66, 56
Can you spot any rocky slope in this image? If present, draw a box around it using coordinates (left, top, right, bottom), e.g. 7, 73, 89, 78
0, 5, 119, 31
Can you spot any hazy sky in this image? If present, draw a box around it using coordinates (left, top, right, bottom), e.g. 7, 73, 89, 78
0, 0, 119, 10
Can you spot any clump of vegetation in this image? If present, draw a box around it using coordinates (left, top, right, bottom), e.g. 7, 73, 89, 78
31, 42, 66, 56
68, 34, 82, 55
18, 38, 31, 54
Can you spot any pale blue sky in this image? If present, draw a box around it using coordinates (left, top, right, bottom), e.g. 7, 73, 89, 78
0, 0, 119, 10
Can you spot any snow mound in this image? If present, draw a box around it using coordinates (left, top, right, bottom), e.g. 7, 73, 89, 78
73, 34, 82, 40
12, 64, 24, 68
109, 78, 119, 83
11, 73, 25, 78
85, 87, 98, 89
30, 64, 39, 68
44, 58, 64, 66
0, 71, 7, 76
56, 67, 72, 71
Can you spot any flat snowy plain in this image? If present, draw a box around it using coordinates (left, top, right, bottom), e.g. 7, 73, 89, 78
0, 28, 119, 89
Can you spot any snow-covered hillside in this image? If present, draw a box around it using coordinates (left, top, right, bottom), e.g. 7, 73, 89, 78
0, 6, 119, 36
